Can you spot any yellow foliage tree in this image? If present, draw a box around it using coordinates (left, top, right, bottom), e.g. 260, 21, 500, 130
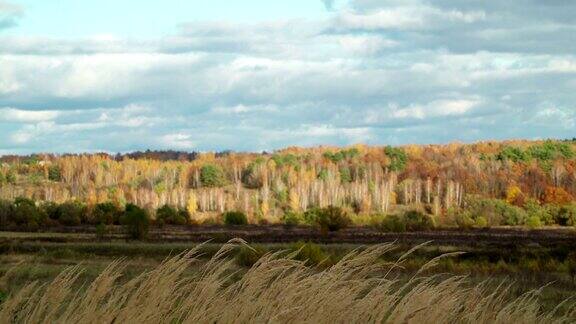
187, 192, 198, 222
289, 190, 300, 212
506, 185, 524, 206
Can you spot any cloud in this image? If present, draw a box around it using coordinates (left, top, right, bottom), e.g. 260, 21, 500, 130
0, 1, 575, 153
160, 133, 196, 150
322, 0, 335, 11
0, 1, 22, 30
0, 107, 59, 122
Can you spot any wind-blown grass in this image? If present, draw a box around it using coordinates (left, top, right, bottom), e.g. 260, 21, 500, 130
0, 239, 574, 323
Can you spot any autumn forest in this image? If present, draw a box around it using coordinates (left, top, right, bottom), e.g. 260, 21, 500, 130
1, 139, 576, 231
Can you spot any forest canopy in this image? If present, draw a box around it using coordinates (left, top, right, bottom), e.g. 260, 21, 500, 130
1, 139, 575, 229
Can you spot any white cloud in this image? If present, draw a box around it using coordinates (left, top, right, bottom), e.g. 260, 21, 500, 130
161, 133, 195, 149
0, 107, 59, 122
334, 6, 485, 31
0, 0, 575, 153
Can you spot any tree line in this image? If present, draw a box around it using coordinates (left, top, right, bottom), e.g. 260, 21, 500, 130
0, 139, 575, 228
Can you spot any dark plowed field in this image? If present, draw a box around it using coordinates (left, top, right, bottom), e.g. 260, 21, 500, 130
2, 225, 575, 247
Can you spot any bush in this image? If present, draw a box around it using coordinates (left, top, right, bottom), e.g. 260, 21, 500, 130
455, 211, 475, 229
475, 216, 489, 228
502, 205, 527, 226
92, 202, 122, 225
524, 199, 554, 225
464, 196, 527, 226
56, 201, 85, 226
303, 208, 321, 225
282, 211, 303, 226
236, 245, 268, 267
121, 204, 150, 240
526, 215, 542, 229
200, 164, 227, 187
403, 210, 435, 231
315, 206, 351, 232
12, 197, 44, 229
291, 241, 328, 266
223, 211, 248, 226
156, 205, 188, 225
556, 204, 576, 226
378, 214, 406, 232
40, 201, 59, 221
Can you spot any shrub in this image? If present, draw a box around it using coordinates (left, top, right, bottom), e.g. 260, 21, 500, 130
56, 201, 85, 226
121, 204, 150, 240
378, 214, 406, 232
501, 205, 527, 226
12, 197, 44, 229
556, 204, 576, 226
223, 211, 248, 226
40, 201, 59, 221
303, 208, 321, 225
92, 202, 122, 225
291, 241, 328, 266
524, 199, 553, 225
282, 211, 303, 226
475, 216, 489, 228
464, 196, 527, 226
177, 209, 191, 225
200, 164, 227, 187
455, 211, 475, 229
236, 245, 268, 267
156, 205, 188, 225
526, 215, 542, 229
403, 210, 434, 231
315, 206, 351, 232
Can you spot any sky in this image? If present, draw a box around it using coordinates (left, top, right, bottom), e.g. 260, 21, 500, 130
0, 0, 575, 154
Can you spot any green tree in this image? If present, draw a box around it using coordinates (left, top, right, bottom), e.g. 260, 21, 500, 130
56, 201, 85, 226
339, 167, 352, 183
384, 146, 408, 172
200, 164, 227, 187
403, 210, 435, 231
378, 214, 406, 232
13, 197, 44, 229
223, 211, 248, 226
156, 204, 188, 225
48, 165, 62, 181
121, 204, 150, 240
93, 202, 122, 225
496, 147, 529, 162
315, 206, 351, 232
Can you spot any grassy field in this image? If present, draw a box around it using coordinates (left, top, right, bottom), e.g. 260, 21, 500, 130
1, 229, 576, 318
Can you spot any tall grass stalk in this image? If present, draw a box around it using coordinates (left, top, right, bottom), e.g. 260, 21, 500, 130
0, 239, 574, 323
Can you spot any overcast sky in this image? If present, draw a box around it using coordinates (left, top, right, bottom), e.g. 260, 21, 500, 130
1, 0, 575, 154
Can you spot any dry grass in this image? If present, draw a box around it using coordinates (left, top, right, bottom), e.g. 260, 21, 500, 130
1, 239, 575, 324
